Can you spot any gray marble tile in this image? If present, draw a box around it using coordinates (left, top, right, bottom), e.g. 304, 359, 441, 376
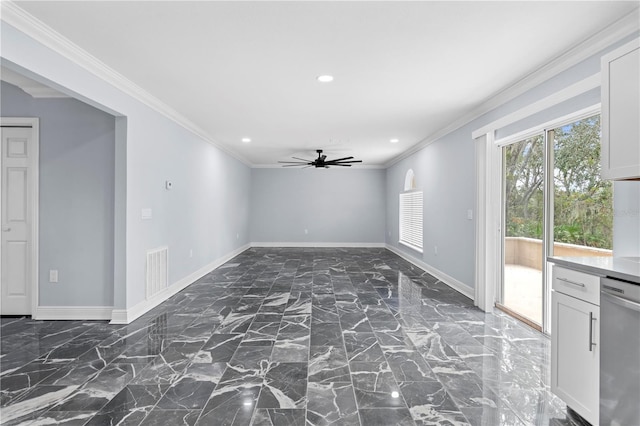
271, 337, 309, 362
251, 408, 306, 425
257, 362, 307, 409
399, 380, 468, 425
18, 410, 96, 425
343, 333, 385, 363
306, 382, 359, 426
0, 385, 79, 425
384, 347, 437, 382
0, 248, 571, 426
350, 361, 404, 409
140, 409, 200, 426
84, 384, 166, 425
339, 311, 373, 334
309, 323, 342, 347
243, 322, 280, 346
197, 383, 261, 425
229, 345, 273, 370
308, 345, 351, 384
156, 364, 220, 410
358, 407, 415, 425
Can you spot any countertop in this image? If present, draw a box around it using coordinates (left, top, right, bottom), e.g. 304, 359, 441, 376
548, 256, 640, 284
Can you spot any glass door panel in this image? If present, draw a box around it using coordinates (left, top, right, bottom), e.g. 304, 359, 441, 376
502, 135, 545, 326
551, 115, 613, 257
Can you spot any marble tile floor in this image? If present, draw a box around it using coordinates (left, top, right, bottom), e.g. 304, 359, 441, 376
0, 248, 572, 425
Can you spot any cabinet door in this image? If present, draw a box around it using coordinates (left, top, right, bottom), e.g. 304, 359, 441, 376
551, 291, 599, 425
601, 38, 640, 180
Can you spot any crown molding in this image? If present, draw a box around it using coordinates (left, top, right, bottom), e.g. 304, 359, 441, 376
384, 7, 640, 168
1, 1, 252, 167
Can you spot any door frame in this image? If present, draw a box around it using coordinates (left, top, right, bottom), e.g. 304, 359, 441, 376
1, 117, 39, 316
475, 105, 602, 334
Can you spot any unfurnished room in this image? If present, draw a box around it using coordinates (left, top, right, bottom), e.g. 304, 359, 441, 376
1, 1, 639, 425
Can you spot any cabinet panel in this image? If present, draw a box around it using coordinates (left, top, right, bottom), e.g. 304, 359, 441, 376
601, 39, 640, 180
551, 291, 599, 425
552, 265, 600, 305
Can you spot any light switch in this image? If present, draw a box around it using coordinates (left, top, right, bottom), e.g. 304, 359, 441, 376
49, 269, 58, 283
141, 208, 152, 220
467, 209, 473, 220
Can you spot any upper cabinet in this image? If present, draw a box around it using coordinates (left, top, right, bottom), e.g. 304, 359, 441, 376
601, 38, 640, 180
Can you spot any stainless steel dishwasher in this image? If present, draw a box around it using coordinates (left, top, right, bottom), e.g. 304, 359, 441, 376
600, 277, 640, 425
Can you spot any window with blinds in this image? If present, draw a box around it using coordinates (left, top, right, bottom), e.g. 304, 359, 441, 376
399, 191, 423, 252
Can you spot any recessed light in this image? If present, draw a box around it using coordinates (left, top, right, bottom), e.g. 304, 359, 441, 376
241, 138, 251, 143
390, 138, 399, 143
317, 75, 334, 83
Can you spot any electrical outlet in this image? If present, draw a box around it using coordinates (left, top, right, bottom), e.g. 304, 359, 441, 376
467, 209, 473, 220
49, 269, 58, 283
434, 246, 438, 255
189, 249, 193, 258
236, 233, 239, 240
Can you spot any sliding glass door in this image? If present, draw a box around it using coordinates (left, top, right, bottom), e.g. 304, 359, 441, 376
499, 114, 612, 332
501, 135, 545, 327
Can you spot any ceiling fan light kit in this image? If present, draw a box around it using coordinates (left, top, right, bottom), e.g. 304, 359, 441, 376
278, 149, 362, 169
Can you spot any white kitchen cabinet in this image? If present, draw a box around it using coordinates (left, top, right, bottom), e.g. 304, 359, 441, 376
601, 38, 640, 180
551, 266, 600, 425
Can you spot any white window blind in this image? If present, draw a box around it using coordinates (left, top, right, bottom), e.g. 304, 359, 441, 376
399, 191, 423, 252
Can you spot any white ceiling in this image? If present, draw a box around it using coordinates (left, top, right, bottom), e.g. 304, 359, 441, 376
10, 1, 640, 166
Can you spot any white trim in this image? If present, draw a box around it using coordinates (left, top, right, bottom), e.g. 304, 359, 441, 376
472, 73, 601, 139
494, 104, 601, 147
110, 244, 251, 324
386, 9, 638, 167
0, 117, 39, 317
474, 133, 500, 312
0, 1, 251, 167
398, 240, 423, 254
33, 306, 113, 321
250, 242, 386, 248
385, 244, 474, 300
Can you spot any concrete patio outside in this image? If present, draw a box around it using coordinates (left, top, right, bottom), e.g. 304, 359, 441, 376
503, 237, 612, 325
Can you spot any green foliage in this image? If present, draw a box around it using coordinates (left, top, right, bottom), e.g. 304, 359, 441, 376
504, 116, 612, 250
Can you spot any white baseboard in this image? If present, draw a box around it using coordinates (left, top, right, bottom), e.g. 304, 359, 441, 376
250, 242, 386, 248
34, 306, 113, 321
385, 244, 475, 300
110, 244, 251, 325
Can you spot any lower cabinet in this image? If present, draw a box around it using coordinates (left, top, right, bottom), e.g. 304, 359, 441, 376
551, 290, 600, 425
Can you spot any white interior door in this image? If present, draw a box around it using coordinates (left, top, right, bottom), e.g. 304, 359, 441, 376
1, 126, 34, 315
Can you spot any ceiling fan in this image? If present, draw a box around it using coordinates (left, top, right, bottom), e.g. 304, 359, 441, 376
279, 149, 363, 168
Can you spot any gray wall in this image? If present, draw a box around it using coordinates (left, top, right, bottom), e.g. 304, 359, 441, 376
386, 124, 476, 288
1, 81, 115, 306
3, 22, 253, 311
614, 181, 640, 257
250, 168, 386, 244
385, 31, 640, 290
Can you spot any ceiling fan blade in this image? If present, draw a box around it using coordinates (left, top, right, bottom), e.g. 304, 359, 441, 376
320, 155, 327, 162
327, 160, 362, 165
279, 161, 310, 164
331, 163, 352, 167
292, 157, 312, 162
328, 156, 354, 162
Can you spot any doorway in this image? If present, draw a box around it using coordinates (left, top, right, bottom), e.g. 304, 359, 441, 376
1, 118, 39, 316
497, 114, 612, 332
